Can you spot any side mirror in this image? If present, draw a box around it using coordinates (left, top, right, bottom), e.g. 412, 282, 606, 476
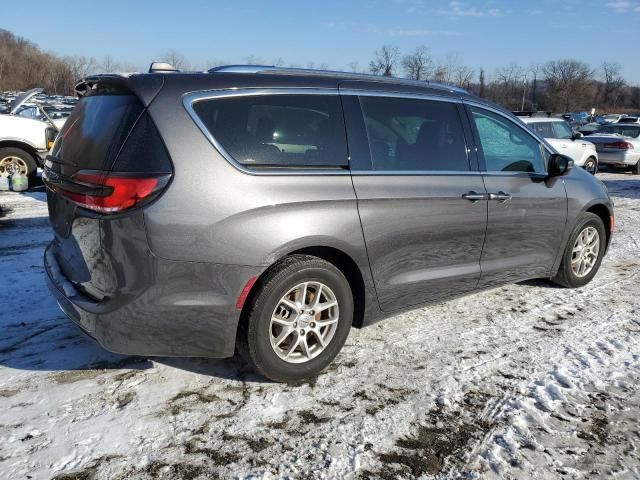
548, 154, 573, 177
572, 131, 583, 140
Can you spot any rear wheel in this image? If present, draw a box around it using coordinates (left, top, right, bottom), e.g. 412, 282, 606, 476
0, 147, 37, 183
237, 255, 353, 382
552, 212, 606, 288
632, 161, 640, 175
583, 156, 597, 175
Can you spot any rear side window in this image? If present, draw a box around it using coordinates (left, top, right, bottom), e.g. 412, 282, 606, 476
358, 96, 469, 171
471, 107, 545, 173
528, 122, 554, 138
600, 125, 640, 138
52, 94, 143, 171
192, 94, 348, 168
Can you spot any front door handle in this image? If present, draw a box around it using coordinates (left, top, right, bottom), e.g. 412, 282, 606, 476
489, 191, 512, 202
462, 191, 489, 201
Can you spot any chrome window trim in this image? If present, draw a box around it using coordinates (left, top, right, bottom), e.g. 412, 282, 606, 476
339, 88, 462, 104
350, 170, 482, 176
183, 87, 350, 176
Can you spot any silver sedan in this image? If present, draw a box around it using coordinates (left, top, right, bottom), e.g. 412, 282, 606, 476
585, 124, 640, 174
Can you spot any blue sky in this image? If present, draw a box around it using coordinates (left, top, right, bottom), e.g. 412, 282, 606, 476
4, 0, 640, 82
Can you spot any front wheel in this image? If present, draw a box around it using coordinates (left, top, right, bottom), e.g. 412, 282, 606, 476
237, 255, 353, 382
552, 212, 606, 288
583, 156, 598, 175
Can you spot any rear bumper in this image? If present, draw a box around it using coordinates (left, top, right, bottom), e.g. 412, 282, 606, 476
597, 151, 640, 166
44, 243, 264, 358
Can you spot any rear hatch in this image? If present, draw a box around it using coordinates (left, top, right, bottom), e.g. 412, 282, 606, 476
43, 80, 172, 302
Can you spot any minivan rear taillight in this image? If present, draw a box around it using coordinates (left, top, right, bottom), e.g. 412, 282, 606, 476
54, 171, 171, 214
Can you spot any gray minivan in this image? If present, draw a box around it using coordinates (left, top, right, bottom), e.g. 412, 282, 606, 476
43, 65, 613, 382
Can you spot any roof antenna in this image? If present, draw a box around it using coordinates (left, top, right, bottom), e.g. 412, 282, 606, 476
148, 62, 179, 73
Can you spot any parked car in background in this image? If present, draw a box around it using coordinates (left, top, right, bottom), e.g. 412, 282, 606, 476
584, 124, 640, 174
597, 114, 624, 124
617, 116, 640, 124
43, 65, 613, 382
560, 112, 589, 128
578, 122, 602, 136
521, 117, 599, 174
0, 88, 64, 179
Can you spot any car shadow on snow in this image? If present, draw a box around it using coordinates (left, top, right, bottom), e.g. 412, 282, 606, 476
155, 356, 268, 383
0, 315, 153, 373
518, 278, 564, 289
0, 314, 256, 382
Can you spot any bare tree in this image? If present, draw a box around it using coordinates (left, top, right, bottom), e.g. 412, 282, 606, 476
600, 62, 625, 109
492, 63, 526, 109
543, 59, 594, 111
401, 45, 434, 81
100, 55, 120, 72
369, 45, 400, 76
452, 63, 474, 89
347, 61, 360, 73
244, 55, 263, 66
161, 50, 190, 70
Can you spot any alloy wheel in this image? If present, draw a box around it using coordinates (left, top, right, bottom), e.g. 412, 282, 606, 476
269, 281, 339, 363
571, 226, 600, 278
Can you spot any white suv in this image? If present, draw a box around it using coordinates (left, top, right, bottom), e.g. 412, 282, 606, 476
520, 117, 599, 175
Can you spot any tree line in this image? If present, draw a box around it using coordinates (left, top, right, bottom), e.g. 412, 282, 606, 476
369, 45, 638, 113
1, 29, 639, 114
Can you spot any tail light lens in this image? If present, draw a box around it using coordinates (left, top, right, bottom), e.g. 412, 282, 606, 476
53, 170, 171, 214
604, 141, 634, 150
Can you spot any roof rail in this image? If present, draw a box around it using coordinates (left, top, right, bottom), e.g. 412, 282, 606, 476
207, 64, 469, 95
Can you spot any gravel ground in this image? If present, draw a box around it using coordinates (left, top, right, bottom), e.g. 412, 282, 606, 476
0, 172, 639, 480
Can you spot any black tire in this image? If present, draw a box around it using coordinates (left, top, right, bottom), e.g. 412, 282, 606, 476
0, 147, 37, 183
583, 156, 598, 175
552, 212, 606, 288
632, 161, 640, 175
237, 255, 353, 382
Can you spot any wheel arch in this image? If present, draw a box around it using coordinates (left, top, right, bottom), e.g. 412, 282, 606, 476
0, 140, 41, 165
239, 245, 369, 330
585, 202, 613, 249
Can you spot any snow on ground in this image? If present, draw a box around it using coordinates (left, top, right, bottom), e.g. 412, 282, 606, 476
1, 173, 639, 480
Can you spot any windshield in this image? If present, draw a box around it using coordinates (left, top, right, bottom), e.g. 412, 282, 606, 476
597, 125, 640, 138
552, 121, 574, 139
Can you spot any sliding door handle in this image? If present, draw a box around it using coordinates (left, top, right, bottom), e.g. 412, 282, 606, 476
489, 191, 512, 202
462, 191, 489, 201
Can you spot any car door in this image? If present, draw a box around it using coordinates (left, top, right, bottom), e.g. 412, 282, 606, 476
466, 105, 568, 287
551, 121, 584, 162
342, 91, 488, 312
